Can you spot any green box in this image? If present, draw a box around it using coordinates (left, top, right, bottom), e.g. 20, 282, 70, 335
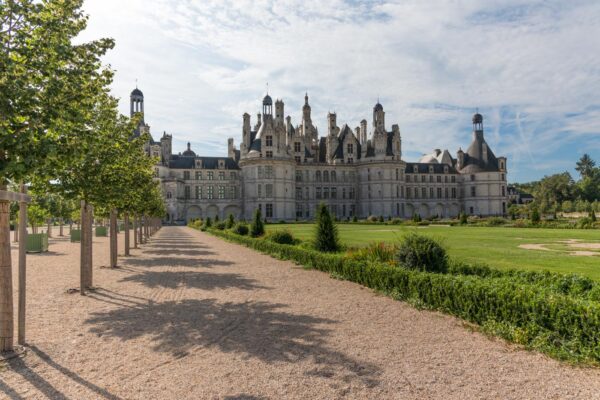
70, 229, 81, 242
95, 226, 108, 237
27, 233, 49, 253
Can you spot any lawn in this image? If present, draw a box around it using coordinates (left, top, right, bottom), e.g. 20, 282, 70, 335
265, 223, 600, 280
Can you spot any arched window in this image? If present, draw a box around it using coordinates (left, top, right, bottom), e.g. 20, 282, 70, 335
331, 171, 336, 182
166, 192, 172, 199
315, 171, 321, 182
323, 171, 329, 182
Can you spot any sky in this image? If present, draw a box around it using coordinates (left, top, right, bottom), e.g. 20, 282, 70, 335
78, 0, 600, 183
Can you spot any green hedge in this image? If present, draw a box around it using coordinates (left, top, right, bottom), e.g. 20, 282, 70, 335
202, 228, 600, 364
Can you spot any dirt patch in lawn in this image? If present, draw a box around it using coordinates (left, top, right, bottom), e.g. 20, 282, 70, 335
518, 244, 552, 251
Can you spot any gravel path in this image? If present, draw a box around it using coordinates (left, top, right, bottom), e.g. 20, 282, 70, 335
1, 226, 599, 399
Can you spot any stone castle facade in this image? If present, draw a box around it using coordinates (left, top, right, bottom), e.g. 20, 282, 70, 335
132, 88, 508, 223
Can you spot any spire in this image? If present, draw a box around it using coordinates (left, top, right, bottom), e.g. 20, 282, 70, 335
305, 92, 309, 105
187, 142, 191, 150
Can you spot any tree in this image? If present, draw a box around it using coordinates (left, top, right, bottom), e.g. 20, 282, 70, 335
314, 203, 340, 252
576, 154, 596, 178
250, 209, 264, 237
0, 0, 113, 351
531, 207, 541, 224
226, 213, 235, 229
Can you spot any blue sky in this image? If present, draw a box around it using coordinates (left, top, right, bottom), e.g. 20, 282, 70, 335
79, 0, 600, 183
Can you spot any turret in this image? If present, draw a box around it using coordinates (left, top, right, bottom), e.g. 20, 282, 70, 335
472, 112, 484, 141
373, 101, 385, 131
327, 112, 338, 136
302, 92, 311, 123
160, 131, 172, 164
130, 87, 144, 121
275, 99, 284, 125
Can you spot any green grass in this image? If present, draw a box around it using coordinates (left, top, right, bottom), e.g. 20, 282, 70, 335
266, 224, 600, 280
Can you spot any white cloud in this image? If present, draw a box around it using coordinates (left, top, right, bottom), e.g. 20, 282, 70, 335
80, 0, 600, 181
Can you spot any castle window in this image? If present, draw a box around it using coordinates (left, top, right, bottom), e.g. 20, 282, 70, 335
196, 171, 202, 180
500, 161, 504, 170
219, 171, 225, 180
316, 187, 322, 199
266, 151, 273, 158
421, 175, 426, 183
207, 186, 214, 199
444, 175, 448, 183
296, 187, 302, 200
323, 171, 329, 182
396, 169, 399, 180
265, 166, 273, 178
469, 207, 474, 214
294, 142, 301, 152
437, 176, 441, 183
230, 172, 236, 180
166, 191, 172, 199
196, 186, 201, 199
266, 204, 273, 218
350, 204, 356, 217
266, 184, 273, 198
347, 143, 354, 154
406, 175, 411, 182
471, 186, 476, 197
348, 157, 353, 164
257, 184, 262, 198
429, 175, 433, 183
502, 186, 506, 196
218, 185, 225, 199
406, 188, 411, 199
471, 174, 476, 181
184, 186, 191, 199
295, 156, 301, 163
422, 188, 427, 198
378, 171, 382, 179
445, 188, 449, 198
451, 176, 456, 183
208, 171, 214, 180
324, 187, 330, 199
184, 171, 190, 180
258, 166, 263, 179
429, 187, 434, 198
501, 173, 505, 181
331, 171, 337, 182
452, 188, 456, 198
296, 171, 302, 182
414, 188, 419, 198
316, 171, 321, 182
437, 188, 442, 198
342, 188, 346, 199
331, 187, 337, 199
349, 187, 355, 199
266, 136, 273, 147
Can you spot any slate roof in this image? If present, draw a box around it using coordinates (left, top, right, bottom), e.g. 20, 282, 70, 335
405, 162, 459, 174
168, 155, 239, 170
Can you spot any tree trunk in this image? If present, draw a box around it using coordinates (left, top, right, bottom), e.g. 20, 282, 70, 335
138, 216, 144, 245
0, 187, 14, 352
14, 218, 18, 243
47, 221, 52, 238
85, 204, 93, 288
110, 209, 117, 268
133, 216, 138, 249
59, 219, 64, 236
18, 184, 27, 345
124, 213, 130, 256
80, 201, 87, 295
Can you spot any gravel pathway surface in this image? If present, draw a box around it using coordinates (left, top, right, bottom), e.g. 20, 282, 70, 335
1, 226, 599, 399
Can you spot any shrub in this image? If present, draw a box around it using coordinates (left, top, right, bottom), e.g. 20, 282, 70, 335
232, 223, 249, 236
314, 203, 340, 252
214, 215, 219, 222
215, 221, 226, 230
203, 217, 212, 229
486, 217, 506, 226
396, 233, 448, 273
459, 212, 468, 225
225, 214, 235, 229
590, 210, 597, 222
531, 208, 541, 224
577, 217, 593, 229
250, 209, 265, 237
378, 215, 384, 223
352, 215, 358, 223
412, 213, 422, 223
267, 229, 297, 245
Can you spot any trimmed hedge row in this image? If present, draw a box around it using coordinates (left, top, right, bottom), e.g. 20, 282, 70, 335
203, 228, 600, 364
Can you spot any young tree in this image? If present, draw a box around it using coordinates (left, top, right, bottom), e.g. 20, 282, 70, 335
0, 0, 114, 350
314, 203, 340, 252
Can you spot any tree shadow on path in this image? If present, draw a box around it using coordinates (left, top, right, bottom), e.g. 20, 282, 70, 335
119, 270, 269, 291
122, 256, 231, 268
85, 299, 380, 387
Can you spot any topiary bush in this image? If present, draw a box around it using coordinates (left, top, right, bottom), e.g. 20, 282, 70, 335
225, 213, 235, 229
267, 229, 297, 245
250, 208, 265, 237
232, 222, 249, 236
459, 212, 468, 225
203, 217, 212, 229
314, 203, 340, 252
396, 233, 448, 273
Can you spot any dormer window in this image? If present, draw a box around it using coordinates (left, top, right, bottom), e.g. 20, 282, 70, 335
266, 136, 273, 147
195, 160, 202, 168
218, 160, 225, 169
429, 166, 434, 174
444, 166, 448, 174
413, 166, 418, 173
294, 142, 301, 152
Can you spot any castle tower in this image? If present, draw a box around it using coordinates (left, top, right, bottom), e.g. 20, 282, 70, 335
302, 92, 312, 124
373, 101, 385, 131
130, 87, 144, 123
275, 99, 284, 126
327, 112, 337, 136
263, 94, 273, 117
